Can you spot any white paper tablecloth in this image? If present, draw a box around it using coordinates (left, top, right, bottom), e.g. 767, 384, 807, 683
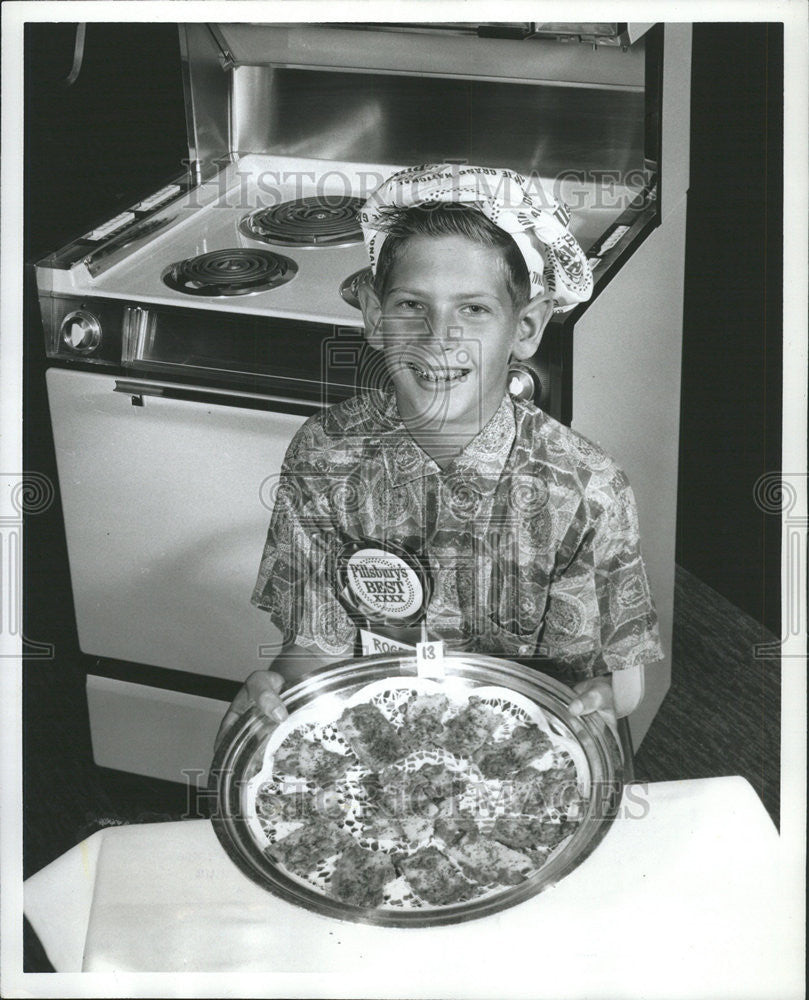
24, 777, 801, 998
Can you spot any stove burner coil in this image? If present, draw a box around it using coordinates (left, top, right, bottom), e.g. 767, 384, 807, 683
339, 267, 373, 309
162, 249, 298, 296
240, 197, 365, 248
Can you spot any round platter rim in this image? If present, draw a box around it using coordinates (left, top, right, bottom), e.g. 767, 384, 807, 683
209, 652, 624, 927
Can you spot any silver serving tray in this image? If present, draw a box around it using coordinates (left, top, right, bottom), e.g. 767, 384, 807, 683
209, 652, 624, 927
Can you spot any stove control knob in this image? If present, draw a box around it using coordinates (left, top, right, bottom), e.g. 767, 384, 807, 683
60, 310, 102, 355
507, 363, 542, 404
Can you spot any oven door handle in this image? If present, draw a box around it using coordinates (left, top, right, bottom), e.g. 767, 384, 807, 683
113, 380, 327, 417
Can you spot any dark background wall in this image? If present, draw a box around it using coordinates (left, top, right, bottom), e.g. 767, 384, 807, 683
24, 24, 187, 258
677, 24, 783, 637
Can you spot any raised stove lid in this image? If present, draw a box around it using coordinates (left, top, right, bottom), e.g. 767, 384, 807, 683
209, 23, 647, 87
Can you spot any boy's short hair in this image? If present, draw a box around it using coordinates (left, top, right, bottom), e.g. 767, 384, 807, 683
372, 204, 532, 309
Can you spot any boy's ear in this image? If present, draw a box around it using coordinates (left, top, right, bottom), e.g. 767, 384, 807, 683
512, 292, 555, 361
357, 277, 384, 350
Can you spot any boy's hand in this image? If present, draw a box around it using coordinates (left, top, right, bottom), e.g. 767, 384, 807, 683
215, 670, 287, 751
568, 676, 617, 728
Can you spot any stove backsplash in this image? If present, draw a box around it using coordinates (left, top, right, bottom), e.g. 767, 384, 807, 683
255, 69, 646, 182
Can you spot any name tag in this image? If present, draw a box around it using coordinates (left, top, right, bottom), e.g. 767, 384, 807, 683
359, 628, 415, 657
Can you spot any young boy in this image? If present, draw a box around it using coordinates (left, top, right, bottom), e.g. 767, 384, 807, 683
216, 164, 663, 746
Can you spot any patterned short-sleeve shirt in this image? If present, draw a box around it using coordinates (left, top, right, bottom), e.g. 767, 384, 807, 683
252, 389, 664, 683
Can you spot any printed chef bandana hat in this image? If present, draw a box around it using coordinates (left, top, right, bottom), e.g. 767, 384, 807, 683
359, 163, 594, 313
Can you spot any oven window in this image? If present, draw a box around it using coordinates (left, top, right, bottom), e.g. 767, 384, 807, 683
129, 308, 385, 399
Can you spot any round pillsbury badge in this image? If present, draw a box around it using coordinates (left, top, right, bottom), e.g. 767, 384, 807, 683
333, 539, 432, 627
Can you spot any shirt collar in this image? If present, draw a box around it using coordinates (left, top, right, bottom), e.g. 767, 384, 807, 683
374, 389, 517, 487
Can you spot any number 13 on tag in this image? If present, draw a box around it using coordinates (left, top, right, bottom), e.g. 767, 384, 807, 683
416, 639, 445, 679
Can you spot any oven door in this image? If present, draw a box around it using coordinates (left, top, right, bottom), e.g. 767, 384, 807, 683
46, 368, 319, 779
47, 367, 318, 677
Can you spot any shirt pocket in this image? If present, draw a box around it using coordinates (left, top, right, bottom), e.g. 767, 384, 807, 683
486, 613, 543, 658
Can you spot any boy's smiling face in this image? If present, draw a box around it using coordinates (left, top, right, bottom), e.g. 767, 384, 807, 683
361, 234, 552, 441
